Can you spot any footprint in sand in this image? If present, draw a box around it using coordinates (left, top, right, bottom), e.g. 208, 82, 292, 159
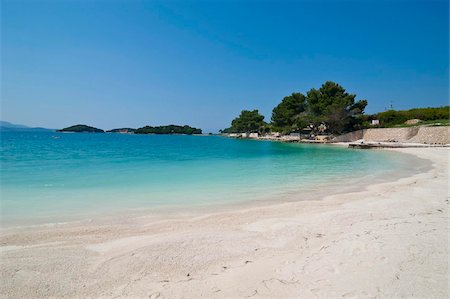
149, 292, 161, 299
342, 291, 356, 298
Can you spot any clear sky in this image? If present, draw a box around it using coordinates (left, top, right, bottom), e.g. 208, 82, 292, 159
2, 0, 448, 132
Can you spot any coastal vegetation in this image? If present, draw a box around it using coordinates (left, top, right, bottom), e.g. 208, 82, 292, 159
58, 125, 104, 133
134, 125, 202, 135
221, 110, 266, 133
271, 93, 307, 131
223, 81, 367, 134
364, 106, 449, 128
223, 81, 448, 136
272, 81, 367, 134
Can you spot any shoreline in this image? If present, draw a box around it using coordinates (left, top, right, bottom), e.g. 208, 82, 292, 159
0, 144, 431, 231
0, 147, 448, 298
225, 124, 450, 146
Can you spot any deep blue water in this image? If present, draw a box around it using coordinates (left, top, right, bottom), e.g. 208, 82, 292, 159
0, 131, 419, 226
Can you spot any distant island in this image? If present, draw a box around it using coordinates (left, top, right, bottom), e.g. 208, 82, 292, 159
0, 121, 55, 132
135, 125, 202, 135
58, 125, 105, 133
106, 128, 136, 133
57, 124, 202, 134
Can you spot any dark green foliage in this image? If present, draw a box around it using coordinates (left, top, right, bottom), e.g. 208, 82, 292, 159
269, 81, 367, 134
106, 128, 136, 133
226, 110, 266, 133
134, 125, 202, 135
219, 128, 231, 134
295, 114, 324, 135
223, 81, 448, 135
271, 93, 307, 130
368, 106, 449, 127
58, 124, 104, 133
305, 81, 367, 134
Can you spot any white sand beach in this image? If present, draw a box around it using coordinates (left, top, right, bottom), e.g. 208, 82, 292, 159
0, 147, 448, 298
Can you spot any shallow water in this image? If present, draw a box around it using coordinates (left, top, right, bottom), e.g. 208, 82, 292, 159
0, 132, 425, 227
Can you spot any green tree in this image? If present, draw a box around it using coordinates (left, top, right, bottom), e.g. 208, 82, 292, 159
223, 81, 369, 135
294, 114, 325, 135
271, 93, 307, 131
305, 81, 367, 134
229, 110, 266, 133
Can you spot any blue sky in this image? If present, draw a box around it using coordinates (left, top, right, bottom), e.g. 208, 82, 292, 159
2, 0, 448, 132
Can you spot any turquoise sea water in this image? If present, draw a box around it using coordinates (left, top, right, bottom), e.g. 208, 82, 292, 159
1, 132, 423, 227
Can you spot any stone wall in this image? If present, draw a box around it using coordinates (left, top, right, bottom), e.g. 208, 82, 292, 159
332, 126, 450, 145
407, 126, 450, 144
332, 130, 364, 142
362, 127, 420, 142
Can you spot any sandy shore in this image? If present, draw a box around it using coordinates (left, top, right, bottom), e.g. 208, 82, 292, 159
1, 148, 448, 298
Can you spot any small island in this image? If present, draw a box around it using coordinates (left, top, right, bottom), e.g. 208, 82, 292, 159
56, 124, 202, 134
135, 125, 202, 135
106, 128, 136, 134
57, 124, 104, 133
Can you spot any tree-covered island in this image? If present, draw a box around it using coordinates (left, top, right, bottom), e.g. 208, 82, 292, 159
57, 125, 105, 133
134, 125, 202, 135
59, 125, 202, 135
106, 128, 136, 133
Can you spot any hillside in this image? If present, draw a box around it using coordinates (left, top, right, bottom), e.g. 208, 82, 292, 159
0, 121, 54, 132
